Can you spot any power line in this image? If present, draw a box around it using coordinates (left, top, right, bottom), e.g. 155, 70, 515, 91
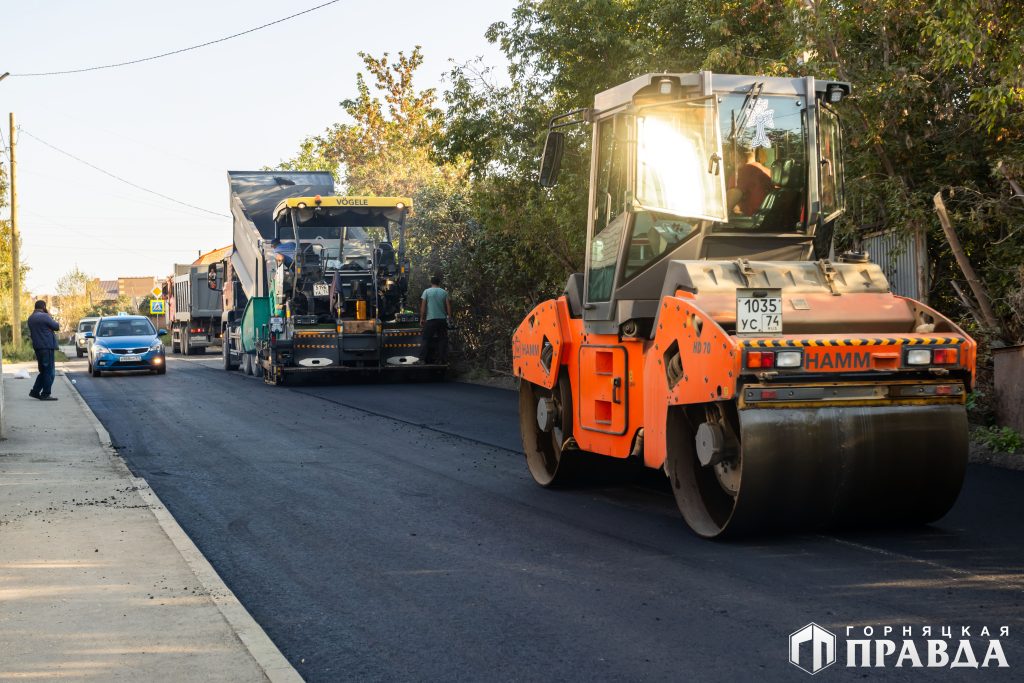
10, 0, 342, 77
18, 128, 228, 217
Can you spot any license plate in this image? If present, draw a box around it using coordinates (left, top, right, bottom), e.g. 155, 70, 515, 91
119, 354, 142, 362
736, 288, 782, 336
313, 283, 330, 296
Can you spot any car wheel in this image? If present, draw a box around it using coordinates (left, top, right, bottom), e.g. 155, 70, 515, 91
91, 364, 101, 378
76, 348, 84, 358
156, 364, 167, 375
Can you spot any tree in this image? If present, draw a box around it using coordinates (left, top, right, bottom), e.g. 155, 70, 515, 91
441, 0, 1024, 363
54, 267, 105, 332
0, 160, 32, 346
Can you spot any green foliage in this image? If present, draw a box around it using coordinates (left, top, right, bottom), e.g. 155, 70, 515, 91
0, 162, 32, 344
1, 342, 67, 363
278, 1, 1024, 371
975, 425, 1024, 455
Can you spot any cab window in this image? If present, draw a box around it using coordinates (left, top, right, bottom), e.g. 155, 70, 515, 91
623, 213, 697, 280
588, 116, 629, 302
719, 93, 808, 232
818, 105, 844, 219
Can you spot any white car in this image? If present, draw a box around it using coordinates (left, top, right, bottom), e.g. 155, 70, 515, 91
72, 317, 100, 358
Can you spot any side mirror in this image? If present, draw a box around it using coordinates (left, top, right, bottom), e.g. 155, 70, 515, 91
158, 329, 168, 336
207, 266, 219, 290
538, 130, 565, 188
84, 331, 94, 339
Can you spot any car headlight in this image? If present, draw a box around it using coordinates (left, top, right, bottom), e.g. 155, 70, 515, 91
150, 341, 163, 351
93, 344, 110, 353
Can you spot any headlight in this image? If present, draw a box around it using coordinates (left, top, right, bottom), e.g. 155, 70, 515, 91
775, 351, 803, 368
150, 342, 163, 351
906, 349, 931, 366
93, 344, 109, 353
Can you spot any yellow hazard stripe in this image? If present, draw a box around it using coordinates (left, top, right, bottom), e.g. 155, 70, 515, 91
739, 336, 965, 348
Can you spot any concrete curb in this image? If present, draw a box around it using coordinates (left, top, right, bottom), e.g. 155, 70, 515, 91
62, 373, 303, 683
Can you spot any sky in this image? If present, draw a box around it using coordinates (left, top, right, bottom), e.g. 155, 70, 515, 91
0, 0, 517, 294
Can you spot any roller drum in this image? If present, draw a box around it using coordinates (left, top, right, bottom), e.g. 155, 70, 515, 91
671, 404, 968, 538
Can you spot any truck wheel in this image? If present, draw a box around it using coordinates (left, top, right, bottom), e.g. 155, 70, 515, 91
242, 353, 252, 376
222, 338, 239, 371
182, 329, 191, 356
252, 354, 264, 378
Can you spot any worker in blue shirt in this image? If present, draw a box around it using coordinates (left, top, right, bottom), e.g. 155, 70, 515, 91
27, 300, 60, 401
418, 274, 452, 365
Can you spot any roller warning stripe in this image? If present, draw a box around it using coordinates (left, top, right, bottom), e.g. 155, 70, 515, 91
384, 343, 419, 348
740, 336, 965, 348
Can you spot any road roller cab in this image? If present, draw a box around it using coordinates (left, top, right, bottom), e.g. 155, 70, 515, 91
513, 72, 976, 537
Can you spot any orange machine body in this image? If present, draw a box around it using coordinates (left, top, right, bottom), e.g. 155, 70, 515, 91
512, 289, 977, 471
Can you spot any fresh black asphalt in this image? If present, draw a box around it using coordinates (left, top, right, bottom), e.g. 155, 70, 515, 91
67, 355, 1024, 681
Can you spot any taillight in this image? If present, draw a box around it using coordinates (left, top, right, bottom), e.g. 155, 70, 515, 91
933, 348, 958, 365
747, 351, 775, 369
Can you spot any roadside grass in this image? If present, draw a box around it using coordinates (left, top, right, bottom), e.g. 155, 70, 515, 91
2, 340, 68, 363
973, 425, 1024, 455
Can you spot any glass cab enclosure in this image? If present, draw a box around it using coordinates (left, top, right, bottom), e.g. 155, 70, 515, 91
580, 73, 846, 321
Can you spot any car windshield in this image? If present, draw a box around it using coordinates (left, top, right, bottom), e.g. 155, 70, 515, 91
96, 319, 155, 338
78, 320, 94, 332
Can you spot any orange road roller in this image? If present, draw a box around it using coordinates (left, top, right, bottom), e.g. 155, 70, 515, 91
512, 72, 975, 537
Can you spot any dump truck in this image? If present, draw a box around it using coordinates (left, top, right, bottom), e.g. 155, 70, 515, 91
512, 72, 976, 537
168, 247, 229, 355
217, 171, 436, 384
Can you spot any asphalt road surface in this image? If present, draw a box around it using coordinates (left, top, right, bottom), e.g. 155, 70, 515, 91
67, 354, 1024, 681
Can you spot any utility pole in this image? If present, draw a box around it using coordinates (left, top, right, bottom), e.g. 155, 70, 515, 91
9, 112, 20, 351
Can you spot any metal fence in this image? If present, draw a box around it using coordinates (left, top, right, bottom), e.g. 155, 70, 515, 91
861, 228, 928, 302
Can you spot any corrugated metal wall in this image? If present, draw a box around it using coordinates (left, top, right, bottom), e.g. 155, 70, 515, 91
861, 229, 928, 302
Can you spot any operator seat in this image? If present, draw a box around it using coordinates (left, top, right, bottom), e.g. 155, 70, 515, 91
564, 273, 584, 318
751, 159, 803, 230
375, 241, 396, 267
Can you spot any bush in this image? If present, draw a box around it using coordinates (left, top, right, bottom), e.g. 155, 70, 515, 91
2, 340, 68, 363
974, 426, 1024, 455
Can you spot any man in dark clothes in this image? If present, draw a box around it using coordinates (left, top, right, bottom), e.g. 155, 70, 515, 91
727, 146, 773, 216
418, 274, 452, 365
27, 300, 60, 401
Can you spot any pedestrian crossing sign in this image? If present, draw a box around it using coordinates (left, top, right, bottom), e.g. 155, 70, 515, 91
150, 299, 166, 315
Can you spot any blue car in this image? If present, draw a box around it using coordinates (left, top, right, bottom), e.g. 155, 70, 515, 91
86, 315, 167, 377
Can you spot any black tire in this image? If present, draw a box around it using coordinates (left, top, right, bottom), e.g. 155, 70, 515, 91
242, 353, 252, 376
156, 363, 166, 375
252, 353, 264, 378
182, 329, 191, 356
90, 363, 101, 378
222, 338, 238, 371
76, 348, 84, 358
519, 373, 579, 487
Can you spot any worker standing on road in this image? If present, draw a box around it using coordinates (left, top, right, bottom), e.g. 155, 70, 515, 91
418, 274, 452, 365
27, 300, 60, 401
